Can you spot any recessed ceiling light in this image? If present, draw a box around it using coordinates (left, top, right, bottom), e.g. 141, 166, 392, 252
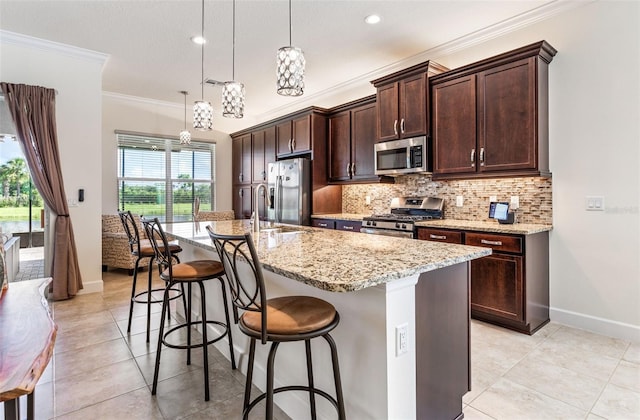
191, 35, 206, 45
364, 14, 381, 25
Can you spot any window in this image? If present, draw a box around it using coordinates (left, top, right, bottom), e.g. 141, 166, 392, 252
117, 133, 215, 222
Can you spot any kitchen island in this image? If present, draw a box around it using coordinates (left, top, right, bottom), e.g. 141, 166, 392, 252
163, 220, 491, 420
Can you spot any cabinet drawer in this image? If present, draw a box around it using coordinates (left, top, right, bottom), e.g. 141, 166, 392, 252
417, 228, 463, 244
312, 219, 336, 229
336, 220, 361, 232
465, 232, 522, 254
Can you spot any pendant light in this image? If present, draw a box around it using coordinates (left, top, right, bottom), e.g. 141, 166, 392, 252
276, 0, 305, 96
222, 0, 245, 118
193, 0, 213, 130
179, 91, 192, 144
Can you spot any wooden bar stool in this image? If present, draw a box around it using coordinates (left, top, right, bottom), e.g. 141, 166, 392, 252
118, 211, 184, 343
142, 217, 236, 401
207, 226, 346, 420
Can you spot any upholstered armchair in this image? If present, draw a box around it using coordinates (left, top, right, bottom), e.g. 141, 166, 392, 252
102, 214, 150, 274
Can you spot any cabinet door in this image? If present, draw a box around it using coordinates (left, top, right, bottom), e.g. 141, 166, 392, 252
399, 73, 427, 138
236, 134, 252, 184
264, 126, 277, 174
252, 130, 266, 184
432, 75, 477, 175
336, 219, 361, 232
329, 111, 351, 182
276, 121, 292, 156
311, 218, 336, 229
351, 103, 377, 181
232, 137, 243, 185
377, 83, 399, 141
416, 228, 463, 244
470, 254, 523, 322
292, 114, 311, 153
233, 185, 252, 219
478, 57, 536, 172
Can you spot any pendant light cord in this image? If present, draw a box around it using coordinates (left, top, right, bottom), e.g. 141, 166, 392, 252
201, 0, 205, 100
184, 92, 187, 130
288, 0, 292, 46
232, 0, 236, 80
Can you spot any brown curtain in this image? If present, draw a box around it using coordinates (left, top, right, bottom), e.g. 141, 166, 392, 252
1, 83, 83, 300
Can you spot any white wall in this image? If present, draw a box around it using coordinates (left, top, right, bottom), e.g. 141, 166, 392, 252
432, 1, 640, 340
101, 94, 233, 214
0, 31, 107, 294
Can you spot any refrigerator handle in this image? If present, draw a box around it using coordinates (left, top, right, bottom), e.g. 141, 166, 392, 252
275, 175, 282, 222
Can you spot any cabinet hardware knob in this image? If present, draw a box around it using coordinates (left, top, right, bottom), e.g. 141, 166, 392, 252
346, 163, 351, 176
480, 147, 485, 166
239, 174, 243, 182
319, 223, 327, 227
343, 226, 354, 230
351, 162, 356, 176
400, 118, 405, 134
393, 119, 398, 136
430, 234, 446, 240
480, 239, 502, 246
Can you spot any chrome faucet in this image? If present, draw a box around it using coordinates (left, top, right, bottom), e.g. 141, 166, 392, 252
253, 183, 270, 233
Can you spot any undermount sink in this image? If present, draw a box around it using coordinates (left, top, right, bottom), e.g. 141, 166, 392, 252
259, 226, 306, 235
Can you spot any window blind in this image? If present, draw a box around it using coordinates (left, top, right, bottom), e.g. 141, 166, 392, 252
117, 133, 216, 222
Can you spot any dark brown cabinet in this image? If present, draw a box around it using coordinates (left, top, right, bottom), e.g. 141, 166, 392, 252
372, 61, 448, 142
252, 126, 276, 184
311, 218, 361, 233
276, 114, 311, 157
233, 185, 252, 219
311, 218, 336, 229
430, 41, 556, 180
417, 226, 549, 334
232, 134, 252, 185
328, 96, 386, 184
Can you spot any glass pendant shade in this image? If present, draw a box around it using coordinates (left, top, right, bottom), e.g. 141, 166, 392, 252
179, 129, 191, 144
222, 81, 245, 118
193, 100, 213, 131
277, 46, 305, 96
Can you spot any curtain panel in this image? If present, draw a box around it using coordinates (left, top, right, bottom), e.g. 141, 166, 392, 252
0, 82, 83, 300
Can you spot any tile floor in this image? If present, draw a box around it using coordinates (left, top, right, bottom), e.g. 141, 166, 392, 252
1, 267, 639, 420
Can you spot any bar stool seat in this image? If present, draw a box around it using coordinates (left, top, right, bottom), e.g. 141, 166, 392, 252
142, 217, 236, 402
207, 227, 346, 420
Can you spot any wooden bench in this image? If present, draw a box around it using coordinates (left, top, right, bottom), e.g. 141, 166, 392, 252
0, 278, 56, 420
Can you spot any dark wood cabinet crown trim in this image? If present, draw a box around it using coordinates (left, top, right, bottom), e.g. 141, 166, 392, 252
371, 60, 450, 87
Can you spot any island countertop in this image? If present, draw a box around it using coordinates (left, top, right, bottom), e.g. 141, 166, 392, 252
163, 220, 491, 293
415, 219, 552, 235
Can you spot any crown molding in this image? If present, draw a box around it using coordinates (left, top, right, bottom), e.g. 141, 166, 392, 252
0, 30, 109, 65
103, 91, 183, 109
256, 0, 591, 122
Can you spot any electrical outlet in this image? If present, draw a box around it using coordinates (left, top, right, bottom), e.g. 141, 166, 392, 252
586, 196, 605, 211
365, 195, 371, 205
396, 323, 408, 356
456, 196, 464, 207
489, 195, 497, 203
510, 196, 519, 209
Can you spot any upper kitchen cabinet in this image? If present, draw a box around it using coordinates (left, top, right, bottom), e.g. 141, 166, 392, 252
328, 96, 392, 184
232, 133, 252, 185
431, 41, 557, 180
371, 61, 449, 142
251, 126, 276, 184
276, 113, 313, 157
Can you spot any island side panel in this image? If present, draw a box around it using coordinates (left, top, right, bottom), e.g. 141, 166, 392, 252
416, 262, 470, 420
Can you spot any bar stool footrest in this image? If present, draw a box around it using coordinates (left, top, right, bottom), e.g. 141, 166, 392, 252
244, 385, 340, 417
132, 286, 182, 304
162, 320, 230, 350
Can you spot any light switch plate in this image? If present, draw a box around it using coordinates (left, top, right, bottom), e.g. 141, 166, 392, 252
586, 196, 605, 211
489, 195, 497, 203
510, 196, 519, 209
456, 196, 464, 207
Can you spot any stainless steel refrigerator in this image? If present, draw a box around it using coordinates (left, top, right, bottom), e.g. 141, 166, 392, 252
267, 158, 311, 225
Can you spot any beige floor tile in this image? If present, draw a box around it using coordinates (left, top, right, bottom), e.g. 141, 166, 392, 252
55, 337, 133, 380
527, 340, 620, 381
55, 387, 163, 420
125, 329, 161, 357
469, 378, 587, 419
52, 293, 109, 319
54, 359, 147, 416
504, 357, 606, 410
55, 321, 123, 353
610, 360, 640, 393
591, 383, 640, 419
464, 365, 501, 404
54, 309, 115, 332
623, 342, 640, 364
116, 311, 164, 338
183, 391, 290, 420
135, 346, 201, 385
468, 336, 533, 376
463, 405, 496, 420
110, 301, 163, 322
586, 414, 607, 420
547, 326, 630, 359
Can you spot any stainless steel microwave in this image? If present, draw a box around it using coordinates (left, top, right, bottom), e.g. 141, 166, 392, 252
374, 136, 429, 176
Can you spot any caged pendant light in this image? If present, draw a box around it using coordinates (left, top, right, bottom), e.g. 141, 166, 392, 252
179, 91, 192, 144
193, 0, 213, 130
222, 0, 245, 118
276, 0, 305, 96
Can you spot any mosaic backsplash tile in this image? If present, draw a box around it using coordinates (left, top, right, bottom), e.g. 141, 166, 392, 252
342, 176, 552, 225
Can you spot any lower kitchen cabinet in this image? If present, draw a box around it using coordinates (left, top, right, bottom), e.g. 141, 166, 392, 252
312, 218, 361, 232
417, 227, 549, 334
233, 185, 252, 219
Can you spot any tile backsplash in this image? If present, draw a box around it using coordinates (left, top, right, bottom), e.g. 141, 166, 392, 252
342, 176, 552, 225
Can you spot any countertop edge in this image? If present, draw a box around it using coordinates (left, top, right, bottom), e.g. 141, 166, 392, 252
415, 220, 552, 235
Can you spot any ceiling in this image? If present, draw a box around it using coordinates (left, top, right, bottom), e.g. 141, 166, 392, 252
1, 0, 571, 131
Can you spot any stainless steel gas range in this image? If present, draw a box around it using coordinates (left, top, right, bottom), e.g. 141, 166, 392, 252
360, 197, 444, 238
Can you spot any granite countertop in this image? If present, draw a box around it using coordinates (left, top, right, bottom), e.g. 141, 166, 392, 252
311, 213, 369, 221
415, 219, 552, 235
163, 220, 490, 293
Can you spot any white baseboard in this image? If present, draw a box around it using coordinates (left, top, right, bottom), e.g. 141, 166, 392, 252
550, 307, 640, 342
79, 279, 103, 294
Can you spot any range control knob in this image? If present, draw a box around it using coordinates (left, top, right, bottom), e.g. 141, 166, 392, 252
372, 221, 377, 227
395, 222, 401, 229
401, 224, 407, 229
